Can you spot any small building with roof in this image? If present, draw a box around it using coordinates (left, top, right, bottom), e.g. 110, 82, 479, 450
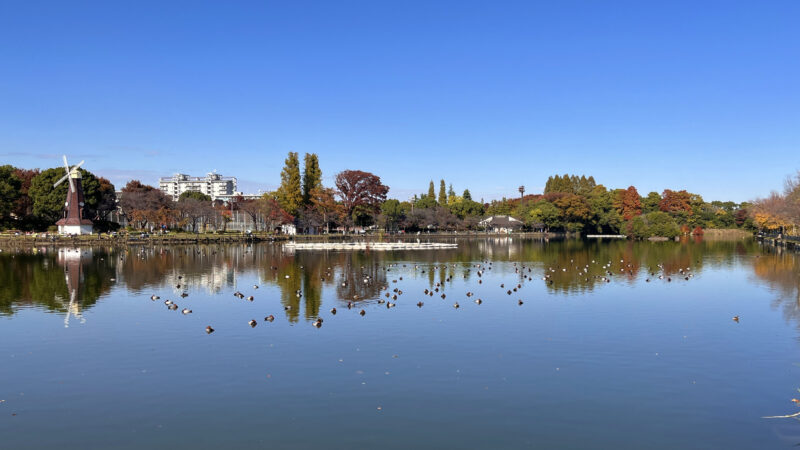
479, 215, 524, 233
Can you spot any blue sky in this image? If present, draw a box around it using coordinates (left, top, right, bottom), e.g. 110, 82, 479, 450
1, 1, 797, 202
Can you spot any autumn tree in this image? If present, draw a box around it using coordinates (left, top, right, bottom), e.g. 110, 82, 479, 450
236, 198, 264, 231
11, 168, 38, 224
427, 180, 436, 201
302, 153, 322, 206
276, 151, 302, 216
553, 194, 591, 232
659, 190, 692, 215
615, 186, 642, 220
119, 180, 173, 230
334, 170, 389, 230
783, 171, 800, 229
309, 186, 340, 233
262, 195, 294, 232
176, 191, 213, 232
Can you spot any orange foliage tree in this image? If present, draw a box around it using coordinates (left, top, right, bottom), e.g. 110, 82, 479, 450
659, 190, 692, 215
614, 186, 642, 220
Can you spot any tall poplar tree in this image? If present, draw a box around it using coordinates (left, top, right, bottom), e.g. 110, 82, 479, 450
438, 179, 447, 205
276, 152, 302, 216
428, 181, 435, 200
302, 153, 322, 205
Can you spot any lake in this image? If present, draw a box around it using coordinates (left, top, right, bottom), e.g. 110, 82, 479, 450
1, 237, 799, 449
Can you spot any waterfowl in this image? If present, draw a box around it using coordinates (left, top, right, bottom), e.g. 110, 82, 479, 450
180, 293, 188, 298
205, 326, 215, 334
265, 315, 275, 322
182, 308, 192, 314
359, 309, 366, 316
518, 299, 524, 305
247, 296, 254, 301
151, 295, 160, 300
165, 299, 173, 305
330, 308, 337, 315
732, 316, 740, 323
453, 302, 460, 309
417, 301, 424, 308
284, 305, 292, 311
249, 319, 257, 328
475, 299, 482, 305
168, 304, 178, 310
312, 319, 322, 328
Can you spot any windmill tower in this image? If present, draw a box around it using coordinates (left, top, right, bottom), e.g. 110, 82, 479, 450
54, 155, 94, 235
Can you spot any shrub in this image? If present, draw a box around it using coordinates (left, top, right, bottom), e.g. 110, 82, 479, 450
646, 212, 680, 238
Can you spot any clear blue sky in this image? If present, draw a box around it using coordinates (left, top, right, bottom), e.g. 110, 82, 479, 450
1, 0, 797, 203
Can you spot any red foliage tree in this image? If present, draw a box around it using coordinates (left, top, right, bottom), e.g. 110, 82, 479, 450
119, 180, 173, 229
659, 189, 692, 214
12, 168, 39, 218
615, 186, 642, 220
334, 170, 389, 227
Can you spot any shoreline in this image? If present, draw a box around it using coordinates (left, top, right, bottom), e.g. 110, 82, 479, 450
0, 229, 757, 248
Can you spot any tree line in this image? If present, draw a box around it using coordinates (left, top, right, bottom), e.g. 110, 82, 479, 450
749, 171, 800, 235
1, 159, 791, 237
0, 165, 117, 231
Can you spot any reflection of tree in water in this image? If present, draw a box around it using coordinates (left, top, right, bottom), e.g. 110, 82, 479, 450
0, 238, 766, 322
334, 252, 386, 305
752, 249, 800, 330
0, 248, 115, 316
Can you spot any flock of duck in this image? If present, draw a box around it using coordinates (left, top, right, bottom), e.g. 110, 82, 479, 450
144, 256, 738, 333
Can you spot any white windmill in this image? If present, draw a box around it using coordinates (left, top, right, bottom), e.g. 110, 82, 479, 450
54, 155, 94, 235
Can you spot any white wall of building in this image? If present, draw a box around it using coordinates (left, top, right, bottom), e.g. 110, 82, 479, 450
159, 173, 237, 201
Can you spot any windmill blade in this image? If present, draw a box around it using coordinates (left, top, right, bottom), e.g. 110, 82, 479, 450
61, 155, 75, 192
54, 172, 70, 188
72, 160, 85, 171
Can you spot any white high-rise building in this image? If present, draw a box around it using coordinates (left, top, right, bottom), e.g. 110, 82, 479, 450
159, 172, 238, 201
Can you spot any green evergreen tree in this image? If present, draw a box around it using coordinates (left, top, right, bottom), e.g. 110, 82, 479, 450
463, 189, 472, 201
427, 181, 436, 200
438, 179, 447, 205
276, 152, 302, 216
0, 165, 22, 224
302, 153, 322, 205
29, 168, 105, 225
448, 183, 455, 199
544, 176, 553, 194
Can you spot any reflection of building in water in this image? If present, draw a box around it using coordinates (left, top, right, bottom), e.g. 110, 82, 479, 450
163, 262, 236, 295
477, 237, 522, 259
57, 248, 90, 328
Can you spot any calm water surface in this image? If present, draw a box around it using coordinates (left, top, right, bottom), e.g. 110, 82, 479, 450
2, 238, 800, 449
